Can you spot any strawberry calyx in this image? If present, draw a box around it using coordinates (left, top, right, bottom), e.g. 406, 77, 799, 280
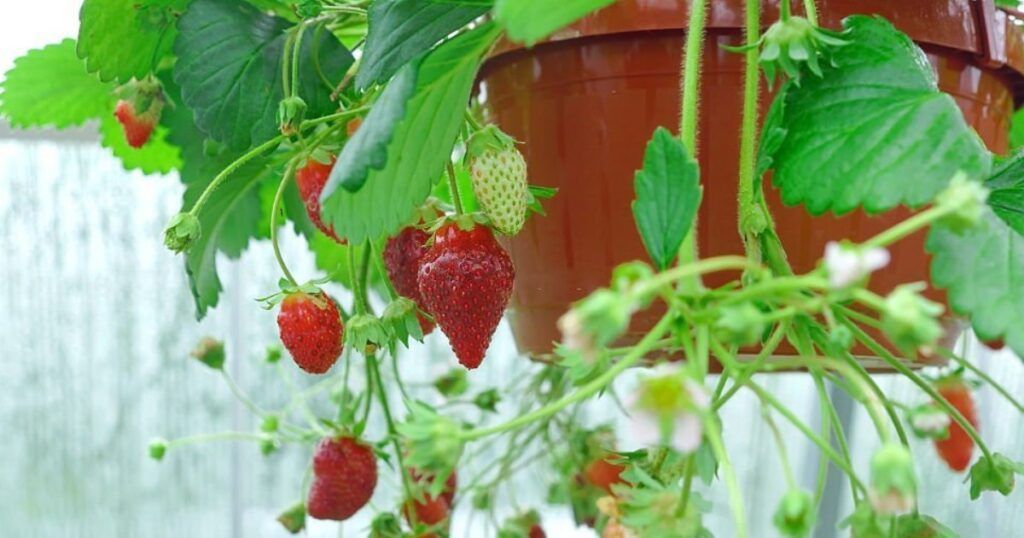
345, 313, 391, 355
258, 278, 330, 310
465, 124, 518, 160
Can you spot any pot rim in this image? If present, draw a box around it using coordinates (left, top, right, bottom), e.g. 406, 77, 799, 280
485, 0, 1024, 106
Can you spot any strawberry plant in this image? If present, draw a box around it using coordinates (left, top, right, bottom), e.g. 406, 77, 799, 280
4, 0, 1024, 535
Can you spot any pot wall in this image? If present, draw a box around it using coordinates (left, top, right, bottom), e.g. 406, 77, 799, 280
479, 0, 1021, 359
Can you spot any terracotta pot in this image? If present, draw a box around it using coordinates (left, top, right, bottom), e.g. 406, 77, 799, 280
478, 0, 1024, 365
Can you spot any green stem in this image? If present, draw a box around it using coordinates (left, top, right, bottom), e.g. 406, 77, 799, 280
271, 161, 300, 287
187, 135, 284, 217
780, 0, 792, 20
220, 369, 266, 416
862, 205, 948, 250
367, 354, 417, 510
811, 371, 832, 503
370, 240, 399, 301
678, 456, 696, 512
675, 0, 709, 291
737, 0, 763, 255
704, 414, 747, 538
803, 0, 819, 26
459, 314, 675, 441
747, 380, 867, 494
680, 0, 708, 152
754, 354, 892, 444
281, 28, 295, 97
762, 408, 797, 489
640, 256, 757, 297
711, 320, 788, 411
184, 107, 370, 219
290, 22, 308, 100
446, 162, 464, 215
841, 319, 994, 460
347, 246, 367, 315
167, 431, 267, 448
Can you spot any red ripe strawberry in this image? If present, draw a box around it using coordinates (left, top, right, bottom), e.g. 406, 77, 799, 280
409, 468, 457, 506
417, 223, 514, 369
114, 99, 160, 148
277, 292, 344, 374
529, 524, 547, 538
404, 494, 450, 527
295, 157, 345, 243
404, 468, 456, 536
308, 436, 378, 521
385, 226, 436, 335
933, 378, 978, 472
982, 338, 1005, 351
585, 457, 626, 494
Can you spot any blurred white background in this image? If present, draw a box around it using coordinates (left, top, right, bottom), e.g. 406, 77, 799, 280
2, 1, 1023, 537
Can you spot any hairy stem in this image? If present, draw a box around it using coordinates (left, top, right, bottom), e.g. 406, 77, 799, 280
271, 162, 300, 286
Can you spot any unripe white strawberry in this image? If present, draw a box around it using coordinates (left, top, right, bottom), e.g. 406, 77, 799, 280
467, 126, 528, 236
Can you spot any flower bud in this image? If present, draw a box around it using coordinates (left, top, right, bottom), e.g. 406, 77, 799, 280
935, 173, 989, 232
882, 284, 944, 353
163, 212, 201, 253
773, 489, 815, 537
868, 443, 916, 515
148, 437, 168, 461
715, 303, 766, 346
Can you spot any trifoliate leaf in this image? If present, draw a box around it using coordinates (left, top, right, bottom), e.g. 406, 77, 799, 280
631, 127, 702, 271
0, 39, 114, 129
321, 23, 500, 244
764, 16, 991, 215
356, 0, 488, 89
78, 0, 188, 83
173, 0, 353, 149
494, 0, 614, 46
927, 152, 1024, 358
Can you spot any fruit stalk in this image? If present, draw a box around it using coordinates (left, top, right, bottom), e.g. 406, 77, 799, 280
366, 353, 417, 518
271, 161, 300, 286
446, 162, 464, 215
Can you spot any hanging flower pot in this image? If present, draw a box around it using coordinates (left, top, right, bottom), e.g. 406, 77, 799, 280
478, 0, 1024, 365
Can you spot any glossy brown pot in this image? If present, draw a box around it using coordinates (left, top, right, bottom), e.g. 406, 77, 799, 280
478, 0, 1024, 364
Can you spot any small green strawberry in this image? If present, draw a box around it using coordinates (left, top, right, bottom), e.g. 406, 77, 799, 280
467, 125, 528, 236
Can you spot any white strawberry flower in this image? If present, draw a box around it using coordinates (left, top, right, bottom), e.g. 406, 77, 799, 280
824, 241, 890, 289
628, 366, 709, 454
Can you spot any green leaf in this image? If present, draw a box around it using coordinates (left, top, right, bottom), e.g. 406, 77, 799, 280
494, 0, 613, 46
0, 39, 114, 129
78, 0, 187, 83
968, 453, 1021, 499
99, 113, 181, 174
173, 0, 353, 149
765, 16, 991, 215
321, 23, 500, 244
926, 152, 1024, 357
161, 73, 274, 318
631, 127, 702, 271
334, 63, 417, 192
184, 162, 270, 318
356, 0, 488, 89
